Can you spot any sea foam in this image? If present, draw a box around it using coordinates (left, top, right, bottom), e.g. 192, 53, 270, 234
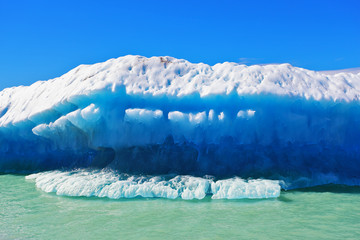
26, 170, 281, 200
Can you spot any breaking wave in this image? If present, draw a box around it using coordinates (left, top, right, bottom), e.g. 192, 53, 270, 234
26, 170, 281, 200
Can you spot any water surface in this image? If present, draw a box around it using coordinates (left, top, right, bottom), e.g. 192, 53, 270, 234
1, 174, 359, 239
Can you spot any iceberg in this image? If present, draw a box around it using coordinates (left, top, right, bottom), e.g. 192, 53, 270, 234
1, 55, 360, 188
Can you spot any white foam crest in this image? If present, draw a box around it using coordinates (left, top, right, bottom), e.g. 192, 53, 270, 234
211, 177, 281, 199
26, 170, 281, 200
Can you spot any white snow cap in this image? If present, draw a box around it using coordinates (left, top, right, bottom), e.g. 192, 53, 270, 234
1, 55, 360, 126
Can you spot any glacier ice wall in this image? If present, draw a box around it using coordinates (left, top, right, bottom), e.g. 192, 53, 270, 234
1, 55, 360, 188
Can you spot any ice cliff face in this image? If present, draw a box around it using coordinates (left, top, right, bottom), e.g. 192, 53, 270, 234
1, 55, 360, 188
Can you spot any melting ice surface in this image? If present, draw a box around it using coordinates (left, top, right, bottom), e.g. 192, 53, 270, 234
2, 55, 360, 195
26, 170, 281, 200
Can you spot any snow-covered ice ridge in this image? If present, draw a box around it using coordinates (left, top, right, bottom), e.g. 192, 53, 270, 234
1, 55, 360, 126
1, 55, 360, 188
26, 170, 281, 200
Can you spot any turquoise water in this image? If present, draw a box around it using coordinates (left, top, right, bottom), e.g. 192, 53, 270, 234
1, 174, 360, 240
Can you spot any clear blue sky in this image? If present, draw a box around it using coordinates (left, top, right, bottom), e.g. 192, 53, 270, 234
0, 0, 359, 90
